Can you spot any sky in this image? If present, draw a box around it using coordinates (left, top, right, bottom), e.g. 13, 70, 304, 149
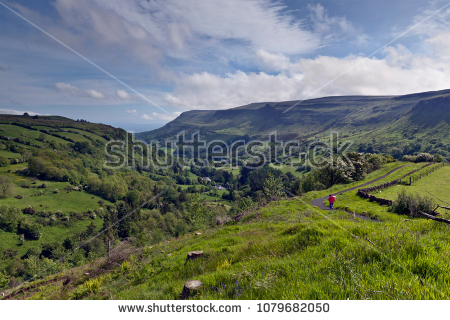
1, 0, 450, 132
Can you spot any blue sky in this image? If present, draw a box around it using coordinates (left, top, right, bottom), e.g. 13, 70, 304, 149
1, 0, 450, 132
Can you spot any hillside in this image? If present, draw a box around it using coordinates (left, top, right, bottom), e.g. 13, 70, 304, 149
3, 161, 450, 300
1, 113, 450, 301
137, 89, 450, 160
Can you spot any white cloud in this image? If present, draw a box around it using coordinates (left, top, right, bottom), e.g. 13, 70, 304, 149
164, 71, 311, 110
50, 0, 326, 67
141, 114, 153, 120
165, 30, 450, 110
86, 89, 104, 99
307, 4, 370, 46
55, 82, 105, 99
255, 49, 301, 73
55, 82, 80, 95
117, 90, 130, 99
126, 109, 138, 115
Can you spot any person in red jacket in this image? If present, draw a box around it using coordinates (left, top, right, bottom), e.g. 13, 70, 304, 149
328, 194, 336, 209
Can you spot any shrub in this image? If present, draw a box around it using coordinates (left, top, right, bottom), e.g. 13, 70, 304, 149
401, 155, 417, 162
19, 221, 42, 240
23, 246, 41, 259
23, 206, 35, 215
390, 190, 436, 216
415, 153, 434, 163
0, 270, 10, 289
216, 215, 231, 226
0, 176, 14, 199
0, 155, 9, 167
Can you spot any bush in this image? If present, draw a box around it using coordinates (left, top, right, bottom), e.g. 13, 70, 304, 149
415, 153, 434, 163
19, 221, 42, 240
0, 176, 14, 199
390, 190, 436, 216
401, 155, 417, 162
0, 270, 9, 289
23, 206, 35, 215
23, 246, 41, 259
0, 155, 9, 167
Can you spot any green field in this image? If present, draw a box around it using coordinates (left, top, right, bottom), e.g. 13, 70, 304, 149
379, 165, 450, 215
0, 150, 23, 159
61, 128, 106, 142
55, 131, 91, 143
269, 163, 307, 178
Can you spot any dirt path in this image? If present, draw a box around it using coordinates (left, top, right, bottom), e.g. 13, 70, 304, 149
311, 165, 406, 212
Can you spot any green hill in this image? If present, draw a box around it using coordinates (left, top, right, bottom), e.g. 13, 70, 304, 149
2, 110, 450, 300
136, 89, 450, 160
4, 161, 450, 300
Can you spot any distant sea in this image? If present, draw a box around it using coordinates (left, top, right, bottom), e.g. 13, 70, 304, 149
106, 122, 165, 133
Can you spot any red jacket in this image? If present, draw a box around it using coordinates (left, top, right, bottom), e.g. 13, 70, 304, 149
328, 195, 336, 204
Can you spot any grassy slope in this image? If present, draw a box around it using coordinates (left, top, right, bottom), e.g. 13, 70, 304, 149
0, 162, 113, 259
8, 162, 450, 300
380, 165, 450, 216
317, 162, 427, 221
0, 116, 121, 264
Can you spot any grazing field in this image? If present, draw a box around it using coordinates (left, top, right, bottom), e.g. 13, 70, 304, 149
379, 165, 450, 215
0, 150, 23, 159
269, 163, 307, 178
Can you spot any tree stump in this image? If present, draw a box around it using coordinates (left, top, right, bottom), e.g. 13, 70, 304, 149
185, 251, 204, 265
180, 280, 203, 300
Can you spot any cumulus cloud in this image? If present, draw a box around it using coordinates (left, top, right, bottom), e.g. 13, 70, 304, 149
55, 82, 105, 99
165, 29, 450, 110
117, 90, 130, 99
126, 109, 138, 115
55, 82, 80, 95
255, 49, 301, 73
86, 89, 104, 99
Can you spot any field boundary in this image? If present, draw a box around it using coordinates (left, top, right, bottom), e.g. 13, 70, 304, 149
357, 162, 446, 206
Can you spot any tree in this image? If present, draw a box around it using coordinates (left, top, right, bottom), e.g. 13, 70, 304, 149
0, 155, 9, 167
0, 270, 10, 289
0, 205, 22, 232
0, 176, 13, 198
116, 201, 131, 238
22, 151, 32, 161
38, 133, 46, 141
186, 193, 207, 229
435, 154, 445, 162
314, 162, 346, 188
262, 172, 284, 199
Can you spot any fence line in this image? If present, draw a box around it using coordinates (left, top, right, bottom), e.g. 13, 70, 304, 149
357, 162, 446, 206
